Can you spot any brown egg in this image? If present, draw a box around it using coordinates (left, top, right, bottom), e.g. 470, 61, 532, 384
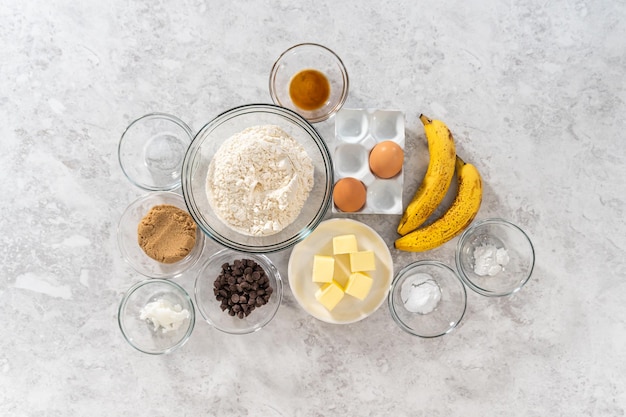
369, 141, 404, 179
333, 177, 367, 212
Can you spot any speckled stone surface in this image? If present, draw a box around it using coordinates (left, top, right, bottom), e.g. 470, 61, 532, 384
1, 0, 625, 415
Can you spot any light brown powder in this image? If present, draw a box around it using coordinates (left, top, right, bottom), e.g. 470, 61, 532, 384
138, 204, 197, 264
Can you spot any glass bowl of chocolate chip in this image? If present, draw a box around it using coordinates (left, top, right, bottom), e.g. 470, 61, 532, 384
193, 248, 284, 335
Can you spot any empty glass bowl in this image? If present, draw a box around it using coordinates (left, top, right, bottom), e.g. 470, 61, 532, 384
117, 191, 205, 278
388, 261, 467, 338
269, 43, 349, 123
194, 249, 283, 335
118, 113, 193, 191
456, 218, 535, 297
118, 279, 195, 355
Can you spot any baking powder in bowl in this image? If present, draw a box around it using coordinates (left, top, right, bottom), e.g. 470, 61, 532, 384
472, 244, 510, 276
206, 125, 314, 236
400, 273, 442, 315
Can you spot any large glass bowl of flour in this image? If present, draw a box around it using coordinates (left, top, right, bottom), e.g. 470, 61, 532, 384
181, 104, 333, 253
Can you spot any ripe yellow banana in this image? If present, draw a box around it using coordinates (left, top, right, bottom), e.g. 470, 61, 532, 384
395, 157, 482, 252
396, 114, 456, 236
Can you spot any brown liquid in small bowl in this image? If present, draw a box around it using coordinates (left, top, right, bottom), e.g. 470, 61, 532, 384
289, 69, 330, 111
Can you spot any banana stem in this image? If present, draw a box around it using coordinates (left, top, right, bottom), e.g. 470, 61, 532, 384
455, 156, 465, 172
419, 114, 432, 125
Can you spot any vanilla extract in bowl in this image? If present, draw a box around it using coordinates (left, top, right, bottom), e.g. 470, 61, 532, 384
289, 69, 331, 111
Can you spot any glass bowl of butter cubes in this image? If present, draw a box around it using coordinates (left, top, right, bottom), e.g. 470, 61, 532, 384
118, 279, 196, 355
287, 218, 393, 324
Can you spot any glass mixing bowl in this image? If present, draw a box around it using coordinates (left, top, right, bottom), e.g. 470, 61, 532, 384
181, 104, 333, 253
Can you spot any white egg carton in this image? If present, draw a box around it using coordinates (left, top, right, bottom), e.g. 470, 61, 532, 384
332, 108, 405, 214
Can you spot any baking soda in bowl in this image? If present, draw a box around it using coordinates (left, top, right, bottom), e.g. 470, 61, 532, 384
400, 273, 442, 314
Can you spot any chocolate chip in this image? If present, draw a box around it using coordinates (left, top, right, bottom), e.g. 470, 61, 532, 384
212, 258, 274, 320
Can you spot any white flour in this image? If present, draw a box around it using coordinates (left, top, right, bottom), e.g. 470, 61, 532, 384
206, 125, 314, 236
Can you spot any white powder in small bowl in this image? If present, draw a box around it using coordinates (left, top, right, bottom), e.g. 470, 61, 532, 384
140, 299, 190, 333
206, 125, 314, 236
400, 273, 442, 315
473, 244, 510, 276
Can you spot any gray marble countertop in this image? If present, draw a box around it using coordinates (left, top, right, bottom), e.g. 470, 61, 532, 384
2, 0, 625, 415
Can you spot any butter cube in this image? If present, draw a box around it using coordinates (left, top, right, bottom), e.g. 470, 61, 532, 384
333, 234, 358, 255
312, 255, 335, 283
315, 280, 345, 311
344, 272, 373, 300
349, 250, 376, 272
332, 253, 352, 287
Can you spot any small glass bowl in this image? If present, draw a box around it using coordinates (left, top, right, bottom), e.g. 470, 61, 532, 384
194, 249, 283, 335
389, 261, 467, 338
118, 113, 193, 191
117, 191, 205, 278
118, 279, 195, 355
269, 43, 349, 123
456, 218, 535, 297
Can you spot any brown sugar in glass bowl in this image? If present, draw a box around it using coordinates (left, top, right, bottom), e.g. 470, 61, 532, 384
118, 191, 206, 278
138, 204, 197, 264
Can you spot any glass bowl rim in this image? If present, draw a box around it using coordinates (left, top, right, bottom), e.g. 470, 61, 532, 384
117, 278, 196, 355
388, 259, 467, 338
181, 103, 333, 254
455, 217, 535, 297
